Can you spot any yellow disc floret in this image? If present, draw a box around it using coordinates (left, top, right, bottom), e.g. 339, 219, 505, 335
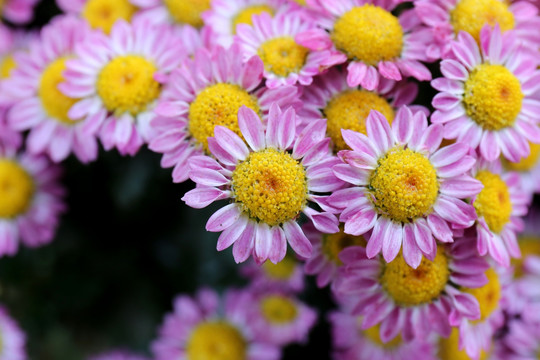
0, 55, 16, 79
331, 5, 404, 65
263, 255, 297, 280
260, 295, 298, 324
369, 147, 439, 223
362, 323, 402, 347
257, 37, 309, 78
97, 55, 160, 117
322, 228, 366, 265
463, 64, 523, 131
0, 160, 34, 218
189, 83, 260, 152
163, 0, 210, 28
232, 148, 308, 226
504, 142, 540, 172
474, 170, 512, 234
381, 247, 449, 306
187, 321, 247, 360
462, 268, 501, 321
450, 0, 514, 43
39, 57, 81, 125
323, 90, 395, 151
232, 5, 274, 31
82, 0, 137, 34
438, 328, 490, 360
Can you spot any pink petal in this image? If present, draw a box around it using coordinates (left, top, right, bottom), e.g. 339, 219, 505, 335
217, 216, 248, 251
238, 106, 264, 151
283, 221, 312, 259
214, 126, 249, 162
403, 223, 422, 268
269, 226, 287, 264
206, 204, 241, 232
382, 220, 403, 263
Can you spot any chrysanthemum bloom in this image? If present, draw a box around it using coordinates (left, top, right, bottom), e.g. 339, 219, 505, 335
89, 351, 149, 360
437, 328, 491, 360
240, 255, 305, 293
62, 19, 185, 156
131, 0, 211, 28
296, 0, 432, 90
328, 108, 480, 267
1, 0, 39, 24
298, 67, 425, 152
414, 0, 540, 59
334, 239, 488, 342
469, 159, 528, 267
236, 12, 341, 88
431, 25, 540, 162
182, 105, 342, 264
149, 43, 301, 183
4, 16, 100, 163
501, 142, 540, 195
304, 223, 366, 288
0, 144, 65, 256
329, 310, 436, 360
151, 288, 280, 360
0, 305, 26, 360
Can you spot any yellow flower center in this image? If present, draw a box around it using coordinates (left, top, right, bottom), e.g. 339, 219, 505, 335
260, 295, 298, 324
163, 0, 210, 28
293, 0, 306, 5
232, 5, 274, 31
322, 228, 366, 265
450, 0, 515, 43
381, 247, 449, 307
463, 64, 523, 131
262, 255, 296, 280
474, 170, 512, 234
438, 328, 489, 360
97, 55, 160, 117
369, 147, 439, 223
39, 57, 81, 125
82, 0, 137, 34
512, 236, 540, 278
331, 5, 404, 66
362, 323, 402, 348
0, 160, 34, 218
232, 148, 308, 226
188, 83, 260, 152
186, 321, 247, 360
462, 268, 501, 321
503, 142, 540, 172
257, 37, 309, 78
323, 89, 395, 151
0, 55, 16, 79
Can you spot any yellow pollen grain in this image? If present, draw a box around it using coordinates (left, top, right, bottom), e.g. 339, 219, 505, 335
39, 57, 81, 126
188, 83, 260, 152
232, 148, 308, 226
186, 321, 247, 360
163, 0, 210, 28
0, 55, 16, 79
512, 236, 540, 278
82, 0, 137, 34
322, 227, 366, 265
323, 89, 395, 151
503, 142, 540, 172
263, 255, 297, 280
97, 55, 160, 117
369, 147, 439, 223
438, 328, 489, 360
260, 295, 298, 324
362, 323, 402, 348
450, 0, 515, 43
381, 246, 449, 307
0, 159, 34, 218
462, 268, 501, 322
257, 36, 309, 78
331, 4, 404, 66
232, 5, 274, 32
463, 64, 523, 131
474, 170, 512, 234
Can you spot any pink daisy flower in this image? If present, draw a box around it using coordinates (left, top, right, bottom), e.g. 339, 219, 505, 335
328, 107, 481, 267
151, 288, 280, 360
296, 0, 432, 90
62, 19, 185, 156
431, 25, 540, 162
240, 255, 305, 293
236, 12, 342, 88
334, 238, 489, 343
182, 104, 343, 264
4, 16, 100, 163
89, 351, 149, 360
1, 0, 39, 24
131, 0, 211, 28
0, 143, 65, 257
148, 43, 301, 184
0, 305, 26, 360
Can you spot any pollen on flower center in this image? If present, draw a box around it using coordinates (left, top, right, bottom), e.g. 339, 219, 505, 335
462, 268, 501, 321
186, 321, 247, 360
97, 55, 160, 117
82, 0, 137, 34
450, 0, 515, 43
474, 170, 512, 234
232, 148, 308, 226
232, 5, 274, 31
260, 295, 298, 324
331, 5, 404, 66
322, 228, 366, 265
189, 83, 260, 152
163, 0, 210, 27
362, 323, 402, 347
0, 159, 34, 218
0, 55, 16, 79
257, 37, 309, 78
463, 64, 523, 131
263, 255, 296, 280
323, 90, 395, 151
381, 246, 449, 306
39, 57, 81, 126
369, 147, 439, 223
503, 142, 540, 172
